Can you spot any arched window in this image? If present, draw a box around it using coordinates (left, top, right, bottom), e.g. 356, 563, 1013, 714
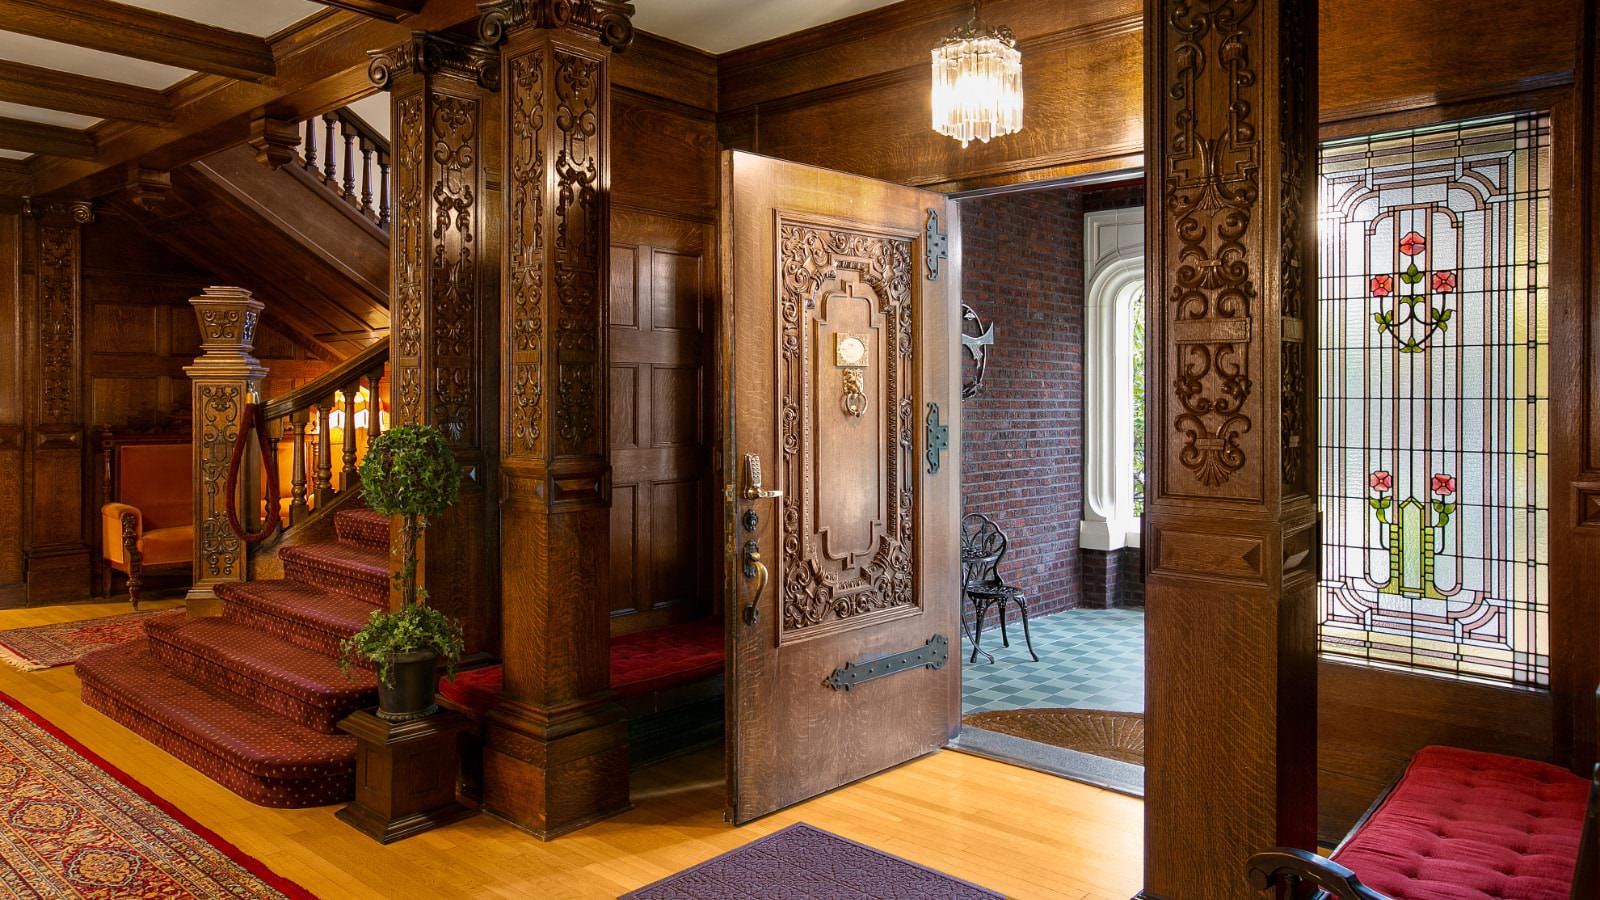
1081, 207, 1144, 552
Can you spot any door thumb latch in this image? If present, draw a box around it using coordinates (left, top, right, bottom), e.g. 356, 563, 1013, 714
742, 540, 767, 626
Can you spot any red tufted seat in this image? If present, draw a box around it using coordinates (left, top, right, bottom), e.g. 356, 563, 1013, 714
1329, 746, 1588, 900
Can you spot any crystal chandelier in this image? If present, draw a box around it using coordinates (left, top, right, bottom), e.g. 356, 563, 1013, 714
931, 2, 1023, 148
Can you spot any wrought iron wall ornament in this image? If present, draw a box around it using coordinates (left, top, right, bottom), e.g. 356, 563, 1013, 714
825, 635, 950, 691
960, 304, 993, 400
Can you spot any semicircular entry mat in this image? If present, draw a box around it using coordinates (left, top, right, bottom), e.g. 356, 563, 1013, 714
961, 708, 1145, 765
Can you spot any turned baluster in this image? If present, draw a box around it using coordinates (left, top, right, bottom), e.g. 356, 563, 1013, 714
288, 409, 311, 525
302, 118, 318, 172
341, 129, 357, 202
266, 422, 283, 529
340, 383, 360, 488
314, 396, 334, 506
358, 138, 375, 219
365, 369, 384, 444
377, 153, 391, 229
321, 113, 338, 185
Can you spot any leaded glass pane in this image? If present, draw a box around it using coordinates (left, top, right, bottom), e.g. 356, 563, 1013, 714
1317, 112, 1551, 687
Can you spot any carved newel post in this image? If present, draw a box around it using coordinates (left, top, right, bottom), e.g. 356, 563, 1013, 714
1140, 0, 1320, 895
184, 286, 266, 604
367, 31, 502, 653
476, 0, 635, 839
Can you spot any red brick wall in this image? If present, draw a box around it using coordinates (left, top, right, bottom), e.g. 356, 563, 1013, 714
959, 187, 1085, 619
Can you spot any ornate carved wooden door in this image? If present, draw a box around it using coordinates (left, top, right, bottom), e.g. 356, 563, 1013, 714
722, 151, 961, 824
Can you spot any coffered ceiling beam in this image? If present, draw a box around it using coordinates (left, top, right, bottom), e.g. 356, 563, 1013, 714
309, 0, 425, 22
0, 0, 276, 82
0, 60, 173, 125
0, 117, 96, 159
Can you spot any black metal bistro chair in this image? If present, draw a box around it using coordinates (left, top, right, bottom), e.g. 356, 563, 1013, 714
960, 513, 1040, 664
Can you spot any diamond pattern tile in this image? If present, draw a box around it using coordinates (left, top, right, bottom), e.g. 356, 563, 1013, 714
962, 609, 1144, 715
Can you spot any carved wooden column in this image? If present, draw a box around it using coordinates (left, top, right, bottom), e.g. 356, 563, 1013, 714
1140, 0, 1319, 895
19, 199, 93, 604
475, 0, 634, 839
368, 32, 502, 654
183, 286, 266, 604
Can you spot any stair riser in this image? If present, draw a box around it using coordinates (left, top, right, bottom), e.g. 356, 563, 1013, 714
280, 554, 388, 606
79, 679, 354, 809
333, 512, 389, 551
221, 601, 352, 661
145, 630, 370, 734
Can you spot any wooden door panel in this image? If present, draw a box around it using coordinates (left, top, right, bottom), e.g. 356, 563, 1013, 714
608, 209, 715, 634
724, 150, 960, 823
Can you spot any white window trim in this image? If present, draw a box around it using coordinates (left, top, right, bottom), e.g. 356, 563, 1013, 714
1081, 207, 1145, 552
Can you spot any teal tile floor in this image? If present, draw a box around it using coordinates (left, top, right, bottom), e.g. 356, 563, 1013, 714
960, 608, 1145, 715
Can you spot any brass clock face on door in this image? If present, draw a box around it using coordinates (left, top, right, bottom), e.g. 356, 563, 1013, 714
835, 333, 868, 367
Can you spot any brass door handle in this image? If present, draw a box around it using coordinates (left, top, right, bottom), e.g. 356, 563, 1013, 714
742, 453, 782, 501
742, 540, 768, 626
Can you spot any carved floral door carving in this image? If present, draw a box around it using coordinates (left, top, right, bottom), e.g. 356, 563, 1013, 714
723, 151, 960, 824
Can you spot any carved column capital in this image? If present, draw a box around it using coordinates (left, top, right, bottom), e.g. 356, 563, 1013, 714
247, 114, 301, 170
21, 198, 93, 227
368, 30, 500, 91
478, 0, 635, 52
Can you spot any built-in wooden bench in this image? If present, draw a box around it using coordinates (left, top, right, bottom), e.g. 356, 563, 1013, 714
439, 618, 726, 802
1248, 732, 1599, 899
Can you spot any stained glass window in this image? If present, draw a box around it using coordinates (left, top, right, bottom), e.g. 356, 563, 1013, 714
1317, 113, 1551, 687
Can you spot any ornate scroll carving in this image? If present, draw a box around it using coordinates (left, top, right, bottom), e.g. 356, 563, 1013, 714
478, 0, 636, 51
776, 221, 916, 635
368, 32, 499, 92
551, 49, 602, 455
1162, 0, 1261, 492
507, 49, 546, 458
393, 92, 426, 425
36, 226, 78, 424
1277, 0, 1312, 497
429, 93, 480, 444
196, 383, 244, 580
0, 430, 21, 586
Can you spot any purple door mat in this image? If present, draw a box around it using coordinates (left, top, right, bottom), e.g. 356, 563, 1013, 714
620, 822, 1004, 899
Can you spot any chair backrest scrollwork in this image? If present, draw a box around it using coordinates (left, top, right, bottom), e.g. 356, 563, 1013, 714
960, 513, 1009, 589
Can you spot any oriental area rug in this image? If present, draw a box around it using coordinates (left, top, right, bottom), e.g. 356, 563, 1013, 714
0, 609, 181, 671
0, 690, 314, 898
621, 823, 1002, 899
961, 708, 1145, 765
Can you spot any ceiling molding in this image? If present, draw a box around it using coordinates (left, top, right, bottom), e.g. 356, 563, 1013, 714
0, 0, 277, 82
0, 59, 173, 125
0, 116, 95, 158
307, 0, 425, 23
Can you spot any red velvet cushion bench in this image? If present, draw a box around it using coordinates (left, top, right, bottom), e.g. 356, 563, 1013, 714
1248, 746, 1599, 900
437, 619, 727, 800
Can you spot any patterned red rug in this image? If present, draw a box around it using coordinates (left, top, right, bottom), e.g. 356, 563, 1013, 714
0, 689, 314, 898
621, 823, 1002, 899
0, 609, 182, 671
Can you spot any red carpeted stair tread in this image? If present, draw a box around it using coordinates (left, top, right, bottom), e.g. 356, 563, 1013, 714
145, 616, 376, 733
215, 579, 377, 659
77, 642, 355, 807
278, 541, 388, 605
333, 507, 389, 551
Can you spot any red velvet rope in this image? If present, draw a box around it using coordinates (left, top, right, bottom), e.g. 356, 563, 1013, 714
224, 401, 282, 546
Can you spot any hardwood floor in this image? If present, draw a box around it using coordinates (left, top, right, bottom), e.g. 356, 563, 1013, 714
0, 600, 1143, 899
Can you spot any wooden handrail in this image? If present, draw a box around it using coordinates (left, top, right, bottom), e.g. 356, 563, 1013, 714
334, 108, 387, 156
262, 340, 386, 420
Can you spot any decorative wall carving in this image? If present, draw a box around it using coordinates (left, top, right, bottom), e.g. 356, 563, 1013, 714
0, 430, 21, 586
552, 49, 603, 456
1278, 0, 1312, 498
478, 0, 636, 51
776, 221, 916, 634
507, 49, 547, 458
429, 93, 480, 445
196, 383, 244, 580
37, 227, 78, 424
393, 92, 426, 425
1161, 0, 1261, 495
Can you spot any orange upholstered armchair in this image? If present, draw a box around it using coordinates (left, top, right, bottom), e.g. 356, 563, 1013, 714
99, 440, 193, 606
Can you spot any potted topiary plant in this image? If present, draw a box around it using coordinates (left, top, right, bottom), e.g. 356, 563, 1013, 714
339, 424, 466, 722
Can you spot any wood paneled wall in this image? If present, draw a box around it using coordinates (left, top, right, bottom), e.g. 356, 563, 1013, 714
607, 36, 721, 635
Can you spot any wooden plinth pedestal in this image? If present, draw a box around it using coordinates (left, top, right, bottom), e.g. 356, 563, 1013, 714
336, 708, 473, 844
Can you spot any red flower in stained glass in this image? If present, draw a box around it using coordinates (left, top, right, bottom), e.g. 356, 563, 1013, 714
1430, 271, 1456, 293
1368, 470, 1393, 492
1369, 275, 1394, 297
1399, 231, 1427, 256
1430, 473, 1457, 497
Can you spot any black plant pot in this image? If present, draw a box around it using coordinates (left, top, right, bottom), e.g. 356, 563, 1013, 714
377, 650, 439, 722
